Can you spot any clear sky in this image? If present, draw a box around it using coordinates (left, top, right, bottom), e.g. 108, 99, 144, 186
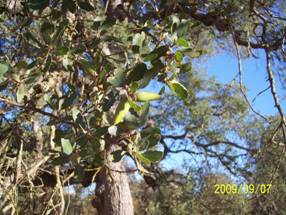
204, 50, 285, 116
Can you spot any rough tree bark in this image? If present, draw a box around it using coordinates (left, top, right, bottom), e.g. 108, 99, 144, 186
93, 137, 134, 215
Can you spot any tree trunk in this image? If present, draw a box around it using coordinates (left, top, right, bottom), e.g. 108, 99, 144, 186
93, 139, 134, 215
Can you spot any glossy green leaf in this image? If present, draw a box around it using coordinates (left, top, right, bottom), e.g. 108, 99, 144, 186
175, 51, 183, 62
168, 80, 188, 100
114, 98, 130, 124
176, 37, 189, 48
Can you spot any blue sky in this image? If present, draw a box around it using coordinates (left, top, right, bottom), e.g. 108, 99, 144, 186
204, 50, 285, 116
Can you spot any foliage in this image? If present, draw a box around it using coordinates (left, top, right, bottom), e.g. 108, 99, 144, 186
0, 0, 285, 214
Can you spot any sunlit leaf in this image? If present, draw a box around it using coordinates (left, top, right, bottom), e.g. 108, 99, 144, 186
176, 37, 189, 48
61, 138, 73, 155
135, 92, 161, 102
16, 84, 29, 103
0, 63, 9, 81
114, 98, 130, 124
168, 80, 188, 100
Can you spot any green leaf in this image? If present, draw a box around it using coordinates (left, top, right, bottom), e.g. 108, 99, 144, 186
61, 138, 73, 155
141, 127, 161, 137
135, 92, 161, 102
143, 134, 161, 149
27, 0, 49, 10
136, 152, 152, 165
78, 1, 95, 11
168, 80, 188, 100
132, 32, 145, 48
111, 150, 126, 162
62, 0, 76, 13
127, 63, 147, 83
52, 154, 70, 165
71, 107, 80, 121
109, 68, 126, 87
138, 102, 150, 126
176, 37, 189, 48
136, 150, 163, 165
175, 51, 183, 62
143, 53, 158, 62
94, 127, 109, 137
0, 63, 9, 81
128, 99, 141, 112
79, 59, 96, 75
74, 164, 85, 181
123, 110, 140, 129
40, 21, 54, 44
141, 151, 163, 163
143, 46, 168, 62
114, 98, 130, 124
16, 84, 29, 103
137, 66, 158, 88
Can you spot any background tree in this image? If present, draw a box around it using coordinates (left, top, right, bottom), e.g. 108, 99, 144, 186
0, 0, 285, 215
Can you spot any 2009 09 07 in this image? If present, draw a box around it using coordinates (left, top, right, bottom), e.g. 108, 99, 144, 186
214, 184, 272, 194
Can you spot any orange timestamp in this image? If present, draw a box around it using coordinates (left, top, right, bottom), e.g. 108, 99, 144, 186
214, 183, 272, 194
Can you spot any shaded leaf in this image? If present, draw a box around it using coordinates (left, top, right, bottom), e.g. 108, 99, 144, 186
40, 21, 54, 44
127, 63, 147, 83
62, 0, 76, 13
111, 150, 126, 162
109, 68, 126, 87
140, 150, 163, 164
27, 0, 49, 10
78, 1, 95, 11
52, 154, 70, 165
